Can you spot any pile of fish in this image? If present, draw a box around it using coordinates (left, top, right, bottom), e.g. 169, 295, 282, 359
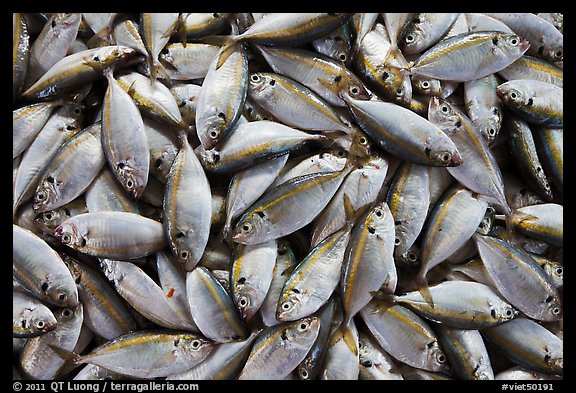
13, 13, 563, 381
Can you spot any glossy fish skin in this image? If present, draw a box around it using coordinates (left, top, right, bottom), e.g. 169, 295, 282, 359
73, 364, 127, 381
113, 18, 148, 56
167, 331, 259, 380
142, 118, 179, 183
248, 72, 352, 134
224, 154, 289, 237
504, 114, 553, 200
54, 212, 167, 260
184, 13, 230, 38
164, 134, 212, 271
195, 43, 248, 150
311, 23, 352, 65
360, 301, 449, 373
26, 13, 82, 86
435, 325, 494, 380
485, 13, 563, 63
341, 202, 397, 323
394, 280, 518, 329
277, 225, 352, 322
386, 162, 430, 258
99, 259, 195, 331
255, 45, 371, 107
72, 330, 214, 378
508, 203, 562, 247
475, 234, 561, 322
311, 154, 388, 248
159, 43, 220, 81
232, 168, 350, 245
13, 103, 84, 216
498, 55, 563, 88
271, 149, 347, 188
237, 317, 321, 380
13, 100, 61, 159
495, 366, 561, 381
13, 13, 30, 102
140, 13, 180, 82
116, 71, 183, 127
320, 318, 360, 380
482, 317, 563, 376
417, 185, 488, 283
102, 68, 149, 199
186, 266, 248, 343
13, 290, 57, 338
13, 224, 79, 309
497, 79, 562, 128
464, 13, 515, 34
533, 127, 562, 198
400, 13, 460, 54
231, 240, 277, 320
428, 98, 508, 211
33, 122, 105, 213
296, 296, 337, 380
345, 96, 462, 167
410, 31, 530, 82
358, 331, 403, 380
503, 172, 546, 211
353, 23, 412, 106
63, 255, 138, 340
463, 74, 503, 146
22, 45, 137, 100
84, 168, 140, 214
20, 305, 84, 380
231, 13, 352, 47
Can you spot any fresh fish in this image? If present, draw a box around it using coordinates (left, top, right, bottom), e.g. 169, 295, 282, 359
164, 132, 212, 271
84, 167, 140, 214
311, 23, 352, 65
13, 99, 62, 160
26, 13, 82, 86
13, 13, 30, 102
184, 13, 230, 38
22, 45, 136, 100
502, 203, 562, 247
140, 13, 180, 82
54, 211, 167, 259
13, 290, 58, 338
475, 234, 561, 322
33, 122, 105, 213
231, 240, 277, 320
465, 13, 515, 34
195, 43, 248, 150
101, 68, 149, 199
497, 79, 562, 128
358, 331, 404, 380
410, 31, 530, 82
20, 305, 84, 380
320, 318, 360, 380
498, 55, 563, 87
13, 224, 79, 308
237, 317, 321, 380
482, 317, 563, 375
271, 149, 347, 188
400, 13, 460, 54
186, 266, 248, 343
360, 301, 449, 373
159, 42, 220, 81
112, 18, 147, 56
463, 74, 503, 146
533, 127, 563, 199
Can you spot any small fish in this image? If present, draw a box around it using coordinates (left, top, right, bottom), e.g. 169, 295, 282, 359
13, 291, 58, 338
358, 331, 404, 380
13, 99, 62, 159
400, 13, 461, 54
497, 55, 563, 88
13, 13, 30, 103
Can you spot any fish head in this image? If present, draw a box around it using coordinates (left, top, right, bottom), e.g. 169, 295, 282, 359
29, 309, 58, 335
54, 221, 82, 248
413, 76, 443, 97
286, 317, 321, 346
491, 303, 518, 323
496, 83, 526, 106
43, 274, 80, 309
276, 291, 303, 322
429, 142, 463, 167
248, 72, 275, 97
544, 297, 563, 321
234, 285, 260, 321
377, 64, 413, 106
33, 178, 61, 213
114, 162, 147, 199
426, 340, 450, 373
543, 39, 563, 63
179, 334, 215, 359
231, 212, 268, 245
401, 28, 424, 54
34, 208, 66, 233
428, 97, 461, 134
477, 108, 502, 146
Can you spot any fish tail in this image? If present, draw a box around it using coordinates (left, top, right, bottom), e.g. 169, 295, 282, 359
415, 272, 435, 308
155, 60, 173, 87
47, 344, 84, 377
329, 321, 358, 355
87, 24, 115, 49
368, 290, 396, 313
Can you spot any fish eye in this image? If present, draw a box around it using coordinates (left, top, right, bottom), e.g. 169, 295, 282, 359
338, 52, 347, 61
241, 222, 252, 232
44, 212, 53, 221
407, 251, 418, 262
349, 85, 360, 95
238, 296, 249, 307
436, 353, 446, 363
488, 128, 496, 136
58, 293, 67, 302
359, 136, 368, 145
191, 339, 202, 350
212, 13, 220, 18
250, 74, 260, 82
35, 320, 45, 329
298, 322, 309, 331
74, 107, 81, 114
41, 282, 49, 292
396, 87, 404, 96
375, 210, 383, 217
299, 369, 309, 379
405, 33, 416, 44
555, 50, 563, 59
555, 267, 563, 276
281, 301, 292, 311
421, 81, 430, 89
441, 152, 452, 163
62, 308, 72, 318
209, 130, 219, 139
179, 250, 190, 260
36, 191, 46, 201
505, 308, 514, 317
61, 233, 72, 244
394, 237, 401, 245
125, 179, 134, 189
510, 92, 517, 99
441, 105, 449, 113
552, 307, 561, 315
508, 37, 519, 46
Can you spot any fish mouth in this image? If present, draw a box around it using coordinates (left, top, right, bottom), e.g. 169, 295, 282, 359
519, 39, 531, 53
449, 152, 464, 166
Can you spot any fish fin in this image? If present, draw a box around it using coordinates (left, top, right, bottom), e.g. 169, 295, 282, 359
280, 263, 297, 277
416, 274, 435, 309
155, 61, 173, 87
158, 55, 179, 71
329, 323, 358, 355
87, 24, 115, 48
213, 40, 241, 70
176, 13, 190, 47
47, 344, 84, 377
199, 34, 237, 47
369, 291, 396, 313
